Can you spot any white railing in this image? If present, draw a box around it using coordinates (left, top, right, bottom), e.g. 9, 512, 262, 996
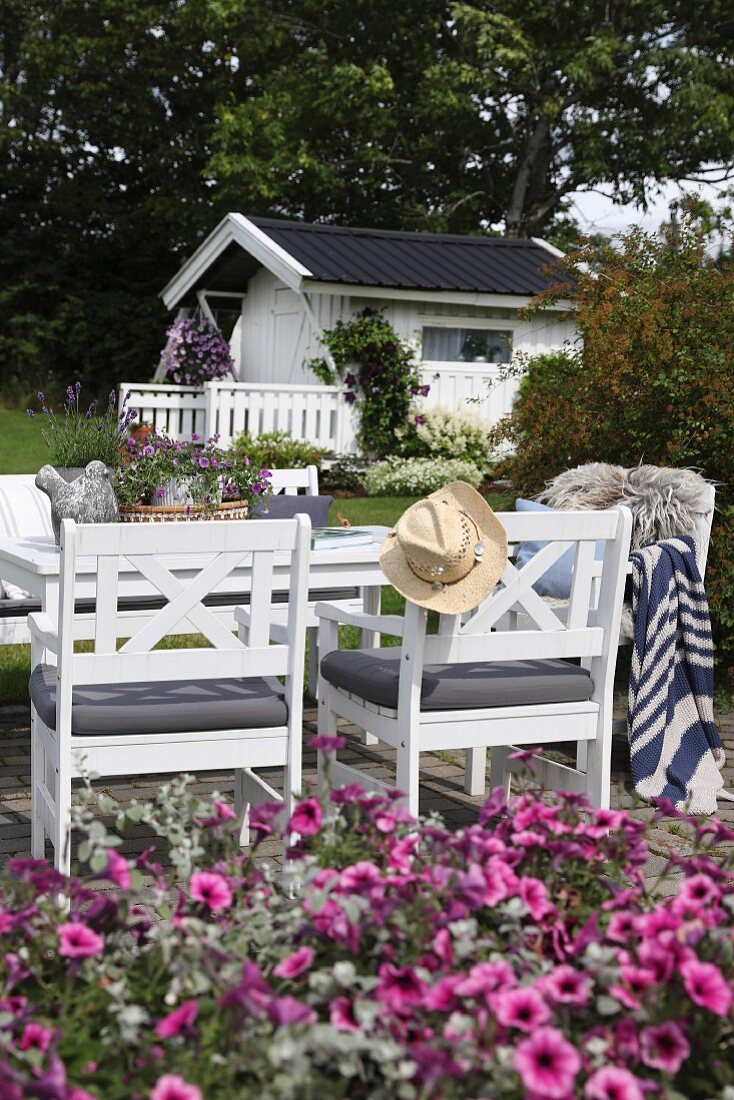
205, 381, 355, 451
122, 383, 208, 440
420, 364, 519, 422
120, 369, 517, 453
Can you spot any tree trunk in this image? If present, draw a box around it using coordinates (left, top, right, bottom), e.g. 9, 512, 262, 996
504, 117, 551, 238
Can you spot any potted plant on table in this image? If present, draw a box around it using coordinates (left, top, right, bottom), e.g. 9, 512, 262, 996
116, 432, 272, 522
28, 383, 138, 480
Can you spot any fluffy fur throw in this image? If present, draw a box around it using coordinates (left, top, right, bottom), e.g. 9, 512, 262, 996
537, 463, 713, 549
536, 463, 715, 638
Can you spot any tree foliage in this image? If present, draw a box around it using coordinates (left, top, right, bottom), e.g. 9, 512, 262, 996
210, 0, 734, 236
1, 0, 733, 403
492, 214, 734, 670
0, 0, 234, 401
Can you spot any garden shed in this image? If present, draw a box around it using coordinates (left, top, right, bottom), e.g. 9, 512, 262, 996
160, 215, 575, 399
126, 216, 576, 451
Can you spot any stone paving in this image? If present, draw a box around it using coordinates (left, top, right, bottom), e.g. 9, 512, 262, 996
1, 691, 734, 892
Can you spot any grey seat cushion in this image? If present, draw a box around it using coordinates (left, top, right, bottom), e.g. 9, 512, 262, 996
29, 664, 287, 736
252, 494, 333, 524
320, 649, 593, 711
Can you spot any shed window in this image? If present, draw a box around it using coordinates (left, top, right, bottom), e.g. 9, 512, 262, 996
422, 326, 512, 364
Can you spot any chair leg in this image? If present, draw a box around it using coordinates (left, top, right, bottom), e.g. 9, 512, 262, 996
489, 746, 513, 799
30, 725, 45, 860
396, 737, 420, 819
584, 729, 612, 810
465, 747, 487, 796
233, 769, 250, 847
53, 767, 72, 876
306, 626, 318, 698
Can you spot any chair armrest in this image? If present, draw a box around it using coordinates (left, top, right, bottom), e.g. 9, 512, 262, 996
234, 606, 289, 645
314, 602, 405, 636
27, 612, 59, 654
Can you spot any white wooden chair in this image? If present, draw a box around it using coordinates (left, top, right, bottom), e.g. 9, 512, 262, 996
269, 465, 320, 497
316, 507, 633, 816
28, 515, 311, 872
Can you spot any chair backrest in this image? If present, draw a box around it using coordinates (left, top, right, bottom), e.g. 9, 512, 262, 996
0, 475, 53, 540
269, 466, 319, 496
55, 516, 311, 700
693, 481, 715, 581
399, 507, 633, 707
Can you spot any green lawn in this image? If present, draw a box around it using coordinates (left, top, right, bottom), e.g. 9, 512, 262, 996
0, 406, 49, 474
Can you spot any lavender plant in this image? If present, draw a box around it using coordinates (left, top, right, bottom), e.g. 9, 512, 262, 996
26, 384, 138, 468
116, 431, 272, 513
1, 744, 734, 1099
158, 316, 234, 387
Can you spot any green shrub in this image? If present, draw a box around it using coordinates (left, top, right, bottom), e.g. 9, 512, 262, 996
307, 307, 426, 459
319, 453, 368, 493
231, 430, 328, 471
364, 456, 484, 496
492, 213, 734, 673
397, 404, 494, 470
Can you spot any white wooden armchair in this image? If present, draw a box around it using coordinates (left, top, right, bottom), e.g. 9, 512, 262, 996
316, 507, 633, 815
28, 515, 311, 872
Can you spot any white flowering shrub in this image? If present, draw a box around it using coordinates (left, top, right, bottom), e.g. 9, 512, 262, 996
364, 456, 484, 496
398, 405, 493, 470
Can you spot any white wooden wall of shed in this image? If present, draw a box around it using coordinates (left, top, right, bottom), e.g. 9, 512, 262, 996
237, 268, 577, 388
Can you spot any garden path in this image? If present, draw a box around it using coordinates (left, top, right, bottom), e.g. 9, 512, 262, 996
1, 693, 733, 895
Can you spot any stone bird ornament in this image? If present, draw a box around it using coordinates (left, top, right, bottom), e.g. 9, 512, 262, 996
36, 461, 119, 544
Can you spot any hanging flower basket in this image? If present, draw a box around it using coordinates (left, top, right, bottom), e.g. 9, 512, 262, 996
119, 500, 248, 524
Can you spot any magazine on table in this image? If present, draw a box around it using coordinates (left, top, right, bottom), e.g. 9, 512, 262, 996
311, 526, 378, 552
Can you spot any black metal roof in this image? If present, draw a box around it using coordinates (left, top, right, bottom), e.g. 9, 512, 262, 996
249, 217, 565, 296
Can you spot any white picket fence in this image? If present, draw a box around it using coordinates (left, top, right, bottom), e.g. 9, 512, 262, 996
120, 367, 513, 453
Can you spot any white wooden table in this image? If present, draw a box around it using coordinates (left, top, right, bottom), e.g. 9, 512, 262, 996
0, 528, 391, 625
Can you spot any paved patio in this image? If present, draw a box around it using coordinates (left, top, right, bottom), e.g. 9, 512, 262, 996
1, 693, 733, 893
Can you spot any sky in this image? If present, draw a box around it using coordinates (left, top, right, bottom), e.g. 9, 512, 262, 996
567, 176, 732, 239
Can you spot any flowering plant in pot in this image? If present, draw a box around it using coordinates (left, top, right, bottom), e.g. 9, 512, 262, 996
158, 316, 234, 387
27, 383, 138, 479
116, 431, 272, 518
1, 745, 734, 1099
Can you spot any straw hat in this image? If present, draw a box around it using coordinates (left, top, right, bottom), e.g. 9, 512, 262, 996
380, 481, 508, 614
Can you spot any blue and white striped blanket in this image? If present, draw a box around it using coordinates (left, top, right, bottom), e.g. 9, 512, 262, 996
628, 536, 725, 814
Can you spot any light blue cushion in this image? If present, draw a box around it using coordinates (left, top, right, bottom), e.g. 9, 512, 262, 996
514, 499, 604, 599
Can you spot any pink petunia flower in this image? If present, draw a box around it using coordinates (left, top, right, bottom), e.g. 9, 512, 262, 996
330, 995, 360, 1031
492, 986, 550, 1031
189, 871, 233, 912
513, 1027, 581, 1098
520, 877, 554, 921
672, 873, 720, 915
58, 922, 104, 959
680, 959, 733, 1016
67, 1089, 99, 1100
376, 963, 426, 1014
585, 1066, 645, 1100
288, 798, 322, 837
19, 1022, 53, 1052
105, 850, 131, 890
640, 1020, 691, 1073
267, 995, 317, 1027
274, 946, 315, 979
308, 734, 346, 754
541, 965, 591, 1007
155, 999, 198, 1039
339, 861, 382, 893
456, 960, 516, 999
150, 1074, 202, 1100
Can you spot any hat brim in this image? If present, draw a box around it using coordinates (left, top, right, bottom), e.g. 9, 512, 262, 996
379, 481, 508, 614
